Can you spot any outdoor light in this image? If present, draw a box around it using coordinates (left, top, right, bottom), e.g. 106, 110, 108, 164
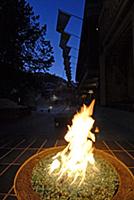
51, 94, 58, 101
88, 90, 94, 94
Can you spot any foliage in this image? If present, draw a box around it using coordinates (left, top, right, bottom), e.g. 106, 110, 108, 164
0, 0, 54, 74
18, 0, 54, 72
0, 0, 54, 97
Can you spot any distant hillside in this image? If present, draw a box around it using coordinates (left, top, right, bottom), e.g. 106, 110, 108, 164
35, 72, 67, 86
19, 72, 69, 107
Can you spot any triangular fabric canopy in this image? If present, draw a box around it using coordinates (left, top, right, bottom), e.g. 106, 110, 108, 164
63, 54, 71, 61
64, 65, 71, 82
56, 9, 71, 33
64, 59, 71, 66
63, 46, 71, 56
59, 32, 70, 49
62, 46, 72, 82
64, 57, 71, 76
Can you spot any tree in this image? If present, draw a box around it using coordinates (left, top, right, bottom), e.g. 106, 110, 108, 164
0, 0, 18, 72
0, 0, 54, 74
17, 0, 54, 72
0, 0, 54, 97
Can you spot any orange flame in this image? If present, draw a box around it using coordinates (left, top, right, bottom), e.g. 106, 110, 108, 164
49, 99, 97, 185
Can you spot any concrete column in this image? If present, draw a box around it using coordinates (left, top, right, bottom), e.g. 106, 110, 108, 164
99, 52, 106, 106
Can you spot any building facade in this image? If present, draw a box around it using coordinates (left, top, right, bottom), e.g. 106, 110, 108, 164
76, 0, 102, 102
99, 0, 134, 109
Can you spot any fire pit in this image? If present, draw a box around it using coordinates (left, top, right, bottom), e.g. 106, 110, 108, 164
32, 150, 119, 199
14, 147, 134, 200
14, 100, 134, 199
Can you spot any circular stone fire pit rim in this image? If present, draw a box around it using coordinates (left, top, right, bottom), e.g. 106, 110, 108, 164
14, 146, 134, 200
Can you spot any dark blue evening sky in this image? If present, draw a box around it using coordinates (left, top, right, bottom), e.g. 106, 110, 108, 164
27, 0, 85, 82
